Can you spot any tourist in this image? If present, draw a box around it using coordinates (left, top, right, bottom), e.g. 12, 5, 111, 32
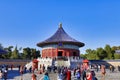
10, 64, 13, 70
118, 65, 120, 72
42, 64, 45, 73
3, 69, 7, 80
24, 66, 27, 73
81, 69, 86, 80
57, 66, 61, 74
101, 65, 106, 80
62, 68, 67, 80
111, 66, 115, 72
18, 65, 21, 71
53, 65, 57, 73
29, 66, 32, 73
58, 71, 64, 80
32, 65, 35, 73
20, 65, 24, 75
96, 64, 99, 72
43, 72, 50, 80
75, 69, 81, 80
0, 70, 3, 79
86, 69, 92, 80
66, 68, 71, 80
47, 65, 51, 73
91, 70, 98, 80
109, 65, 112, 72
73, 68, 77, 77
31, 73, 37, 80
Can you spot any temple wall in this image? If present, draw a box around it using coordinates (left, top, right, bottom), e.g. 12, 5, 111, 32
42, 48, 80, 58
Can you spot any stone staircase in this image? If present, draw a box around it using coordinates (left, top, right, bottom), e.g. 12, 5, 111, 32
55, 60, 70, 67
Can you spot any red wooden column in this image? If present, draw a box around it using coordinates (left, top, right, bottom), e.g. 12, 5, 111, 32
56, 48, 58, 58
62, 50, 65, 56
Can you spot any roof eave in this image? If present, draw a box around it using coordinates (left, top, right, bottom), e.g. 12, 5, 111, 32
37, 41, 85, 48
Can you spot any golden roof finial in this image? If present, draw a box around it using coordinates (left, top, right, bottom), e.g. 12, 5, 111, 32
59, 23, 62, 28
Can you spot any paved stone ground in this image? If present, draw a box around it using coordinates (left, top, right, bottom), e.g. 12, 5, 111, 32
3, 68, 120, 80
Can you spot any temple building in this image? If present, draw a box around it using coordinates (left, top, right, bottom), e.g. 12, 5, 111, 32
26, 23, 85, 69
37, 23, 84, 59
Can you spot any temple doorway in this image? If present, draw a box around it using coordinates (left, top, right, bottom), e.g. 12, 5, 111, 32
73, 52, 77, 56
58, 51, 63, 56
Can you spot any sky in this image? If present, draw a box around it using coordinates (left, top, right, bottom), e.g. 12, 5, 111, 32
0, 0, 120, 54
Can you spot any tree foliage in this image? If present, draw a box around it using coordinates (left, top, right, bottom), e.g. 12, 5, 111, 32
1, 43, 120, 60
0, 43, 41, 59
11, 46, 19, 59
97, 48, 107, 59
81, 44, 120, 60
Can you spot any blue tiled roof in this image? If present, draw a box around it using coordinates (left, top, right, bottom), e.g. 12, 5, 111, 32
37, 25, 85, 47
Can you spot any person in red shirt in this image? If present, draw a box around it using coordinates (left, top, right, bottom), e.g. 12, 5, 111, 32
86, 69, 92, 80
66, 68, 71, 80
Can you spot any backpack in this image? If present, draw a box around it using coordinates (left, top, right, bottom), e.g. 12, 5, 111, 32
76, 72, 80, 78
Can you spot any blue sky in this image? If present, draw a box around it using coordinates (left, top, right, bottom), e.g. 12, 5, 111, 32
0, 0, 120, 53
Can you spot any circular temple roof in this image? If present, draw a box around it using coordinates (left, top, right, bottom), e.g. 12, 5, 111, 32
37, 24, 85, 47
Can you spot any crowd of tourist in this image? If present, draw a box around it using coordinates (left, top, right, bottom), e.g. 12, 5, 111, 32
56, 64, 98, 80
0, 63, 120, 80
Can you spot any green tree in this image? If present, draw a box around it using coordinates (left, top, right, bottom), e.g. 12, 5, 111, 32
97, 48, 107, 60
4, 46, 13, 59
85, 49, 98, 60
112, 46, 118, 51
11, 46, 19, 59
80, 54, 87, 59
23, 47, 31, 59
36, 50, 41, 58
31, 49, 41, 59
104, 44, 114, 59
114, 54, 120, 59
31, 48, 36, 59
